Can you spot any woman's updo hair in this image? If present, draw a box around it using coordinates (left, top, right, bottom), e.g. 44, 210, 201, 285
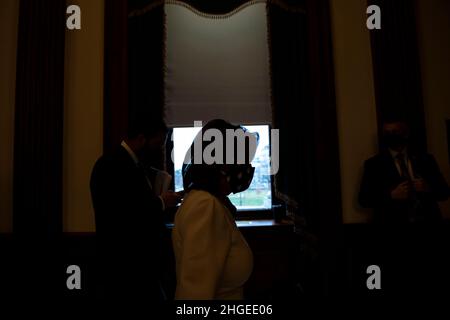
182, 119, 258, 195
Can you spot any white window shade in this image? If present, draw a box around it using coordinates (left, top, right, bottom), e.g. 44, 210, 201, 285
164, 2, 272, 127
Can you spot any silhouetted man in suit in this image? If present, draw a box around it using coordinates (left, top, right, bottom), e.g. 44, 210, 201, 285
358, 120, 450, 294
359, 120, 449, 224
90, 119, 182, 301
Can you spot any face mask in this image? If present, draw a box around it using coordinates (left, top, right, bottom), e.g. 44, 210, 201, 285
383, 133, 408, 149
222, 165, 255, 194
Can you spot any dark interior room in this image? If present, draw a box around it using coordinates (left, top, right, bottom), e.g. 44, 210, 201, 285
1, 0, 450, 312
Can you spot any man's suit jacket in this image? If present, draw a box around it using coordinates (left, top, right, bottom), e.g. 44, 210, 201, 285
90, 146, 167, 299
359, 150, 449, 224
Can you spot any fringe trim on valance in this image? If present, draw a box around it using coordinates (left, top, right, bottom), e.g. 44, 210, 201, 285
165, 0, 266, 19
129, 0, 306, 19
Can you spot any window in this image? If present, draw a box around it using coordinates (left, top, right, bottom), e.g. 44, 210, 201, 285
172, 125, 272, 210
165, 3, 273, 212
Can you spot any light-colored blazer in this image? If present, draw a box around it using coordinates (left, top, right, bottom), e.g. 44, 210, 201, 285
172, 190, 253, 300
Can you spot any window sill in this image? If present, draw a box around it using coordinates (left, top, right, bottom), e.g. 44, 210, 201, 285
166, 218, 294, 230
236, 219, 293, 228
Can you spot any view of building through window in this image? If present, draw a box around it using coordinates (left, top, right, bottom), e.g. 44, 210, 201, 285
172, 125, 272, 210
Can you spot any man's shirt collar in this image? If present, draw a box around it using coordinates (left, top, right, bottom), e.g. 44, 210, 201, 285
121, 140, 139, 165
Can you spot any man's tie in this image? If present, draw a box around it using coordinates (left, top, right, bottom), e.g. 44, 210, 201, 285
396, 153, 411, 181
396, 153, 421, 221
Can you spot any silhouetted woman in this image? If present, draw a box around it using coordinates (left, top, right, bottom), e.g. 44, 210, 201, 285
172, 119, 258, 299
